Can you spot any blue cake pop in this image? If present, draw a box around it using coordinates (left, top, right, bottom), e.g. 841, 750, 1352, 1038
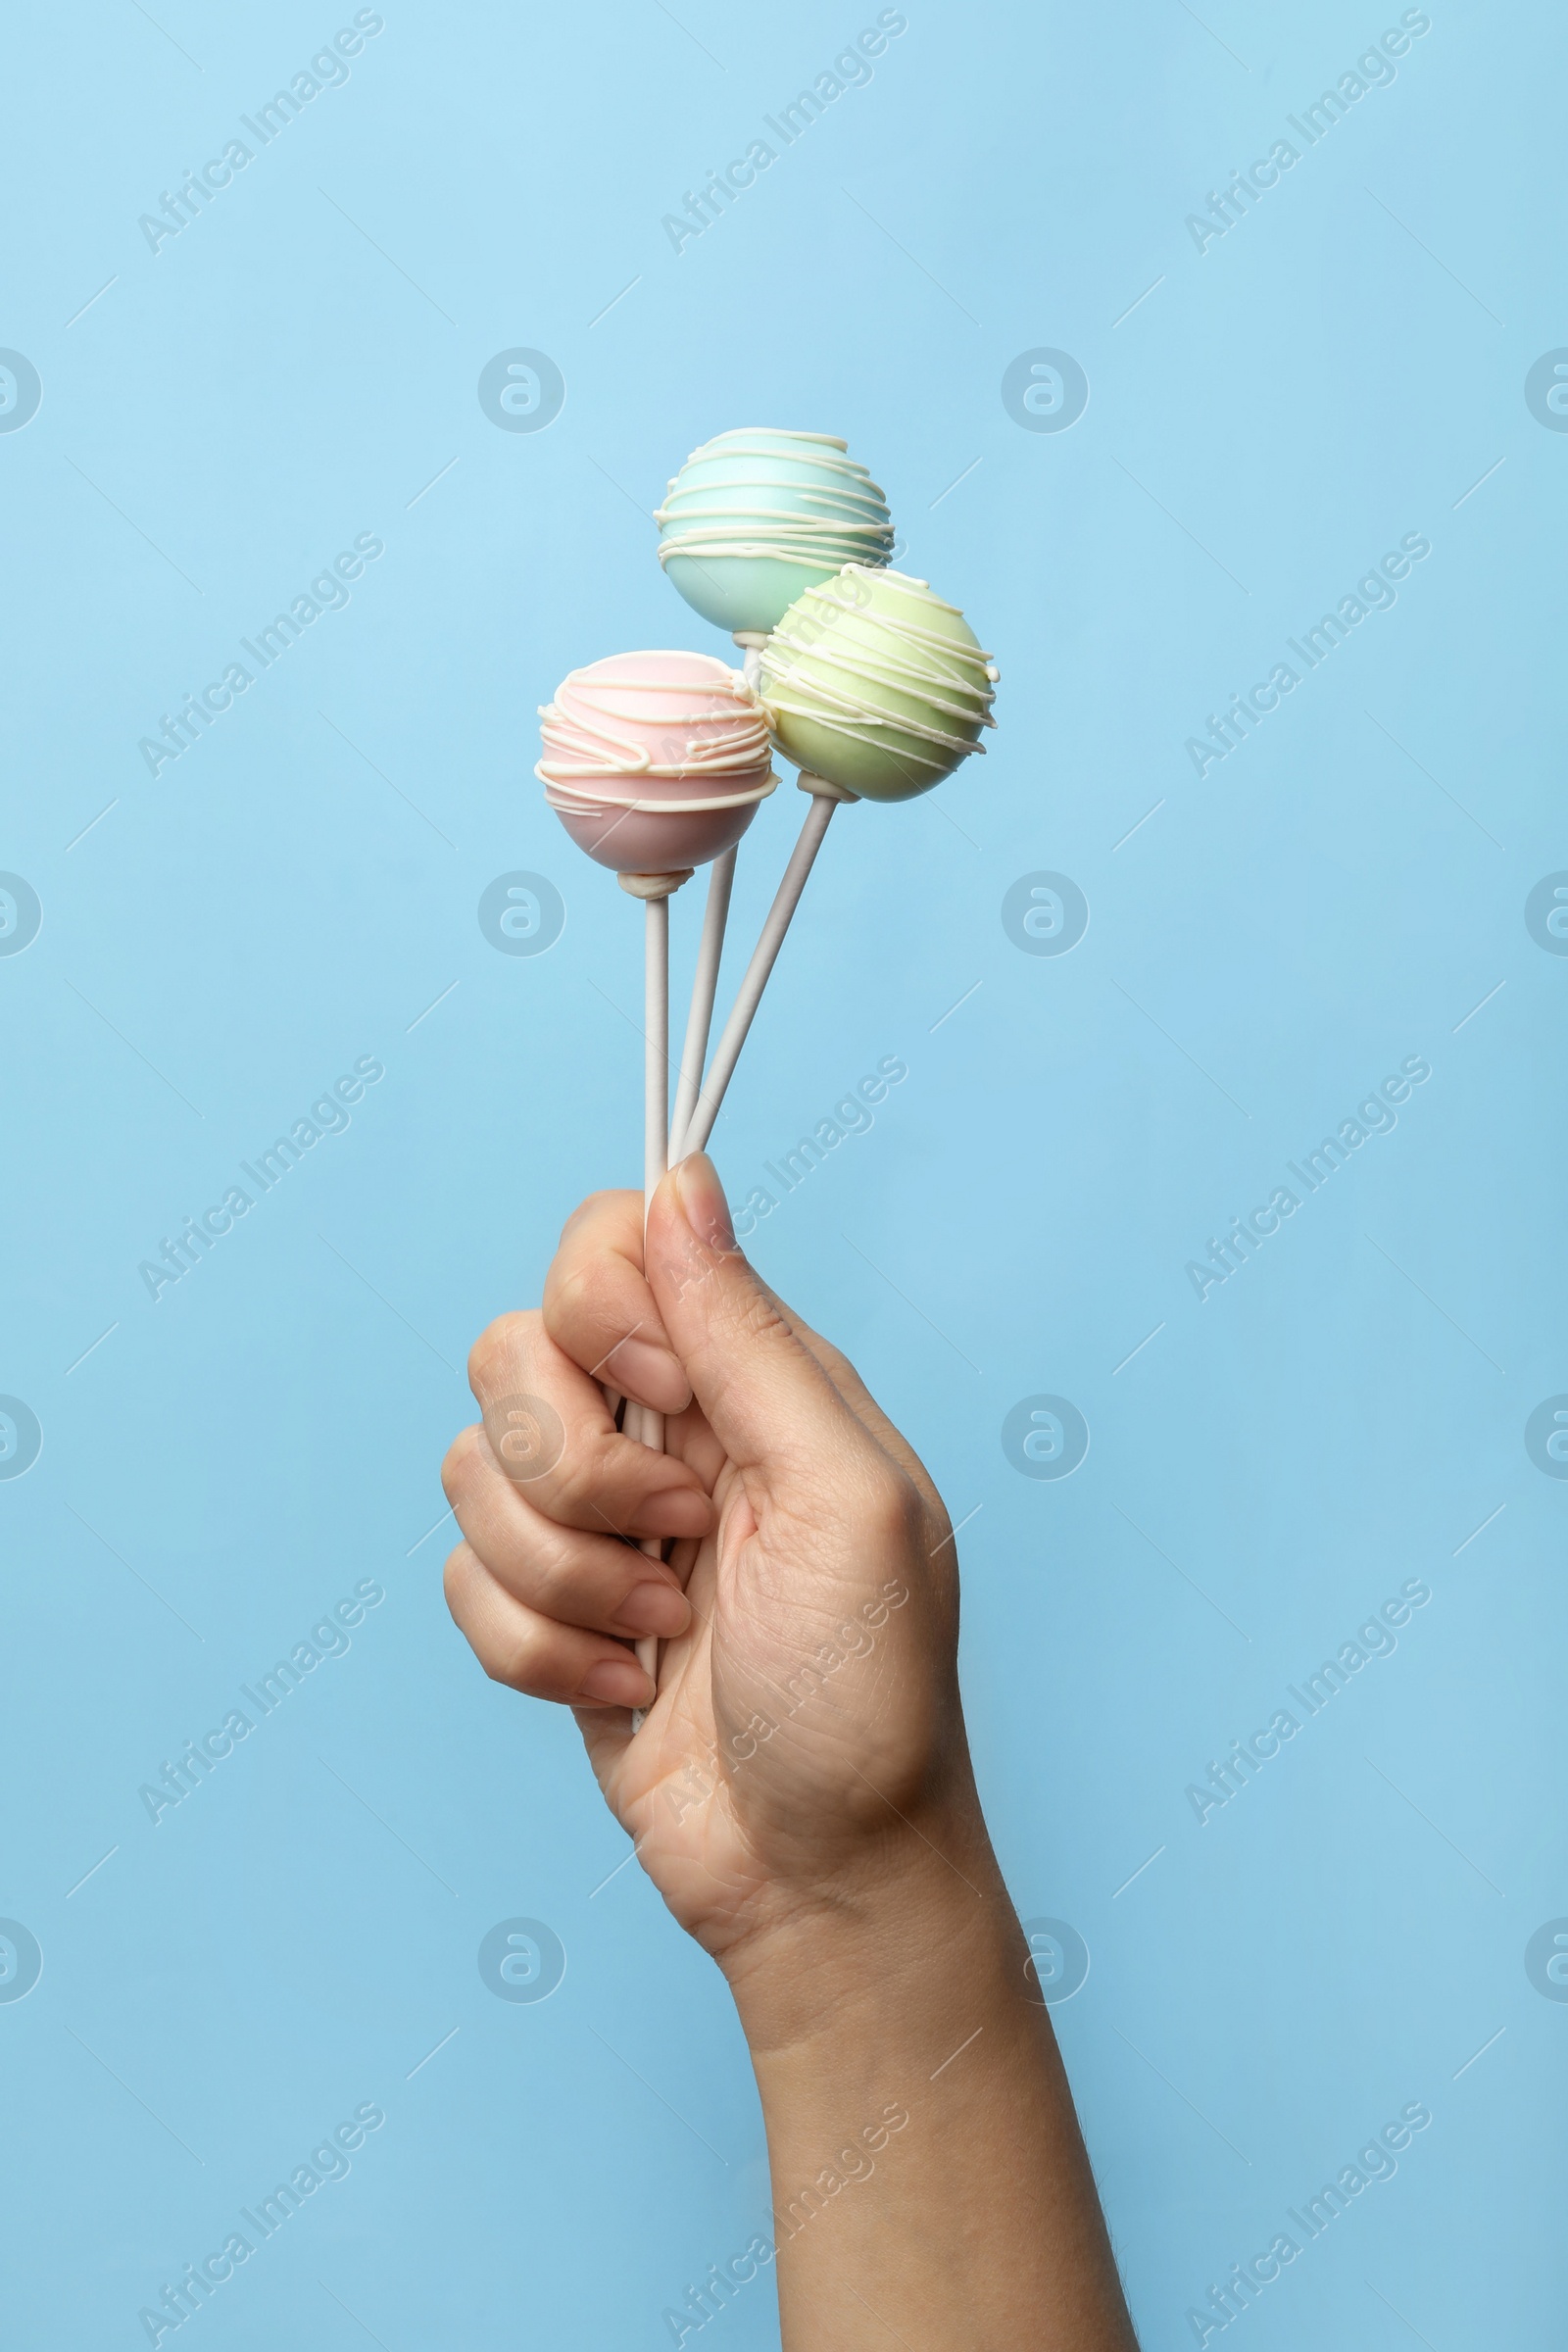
655, 427, 894, 636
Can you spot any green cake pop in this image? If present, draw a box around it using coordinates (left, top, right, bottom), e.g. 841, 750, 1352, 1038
760, 565, 998, 802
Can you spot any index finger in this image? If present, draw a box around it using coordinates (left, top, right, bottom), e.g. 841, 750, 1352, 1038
543, 1189, 692, 1416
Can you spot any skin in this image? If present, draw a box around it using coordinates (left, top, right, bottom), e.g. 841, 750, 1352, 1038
443, 1155, 1141, 2350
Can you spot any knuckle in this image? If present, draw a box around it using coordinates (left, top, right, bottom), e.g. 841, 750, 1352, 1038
815, 1336, 859, 1390
490, 1625, 564, 1699
725, 1282, 794, 1355
442, 1543, 476, 1618
518, 1532, 585, 1618
467, 1310, 541, 1398
542, 1254, 602, 1339
559, 1189, 640, 1250
544, 1260, 656, 1382
546, 1426, 623, 1524
440, 1423, 484, 1504
863, 1463, 923, 1546
483, 1642, 522, 1689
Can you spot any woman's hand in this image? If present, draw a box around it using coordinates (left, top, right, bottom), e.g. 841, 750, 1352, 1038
441, 1153, 983, 1975
441, 1156, 1140, 2348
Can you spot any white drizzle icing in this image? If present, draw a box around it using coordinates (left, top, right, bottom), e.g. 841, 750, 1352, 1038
760, 566, 999, 777
656, 428, 894, 573
536, 659, 777, 815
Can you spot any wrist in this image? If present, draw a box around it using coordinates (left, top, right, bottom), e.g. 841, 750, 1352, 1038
719, 1801, 1025, 2062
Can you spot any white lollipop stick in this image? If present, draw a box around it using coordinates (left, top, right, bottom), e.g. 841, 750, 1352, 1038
680, 774, 854, 1159
643, 889, 670, 1247
668, 635, 765, 1162
617, 873, 688, 1721
638, 892, 669, 1695
669, 846, 735, 1163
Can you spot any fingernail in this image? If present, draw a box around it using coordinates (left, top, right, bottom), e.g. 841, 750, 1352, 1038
616, 1581, 691, 1639
608, 1335, 692, 1415
674, 1153, 735, 1252
638, 1485, 713, 1538
579, 1657, 655, 1708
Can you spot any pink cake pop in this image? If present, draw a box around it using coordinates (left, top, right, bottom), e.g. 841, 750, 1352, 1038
537, 649, 775, 883
536, 647, 776, 1721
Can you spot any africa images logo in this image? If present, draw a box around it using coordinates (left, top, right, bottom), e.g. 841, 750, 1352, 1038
1003, 1396, 1090, 1480
477, 1920, 565, 2003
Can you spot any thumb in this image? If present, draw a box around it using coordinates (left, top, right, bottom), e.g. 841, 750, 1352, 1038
647, 1155, 869, 1493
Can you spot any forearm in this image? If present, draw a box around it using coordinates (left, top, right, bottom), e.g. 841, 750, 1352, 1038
725, 1820, 1140, 2351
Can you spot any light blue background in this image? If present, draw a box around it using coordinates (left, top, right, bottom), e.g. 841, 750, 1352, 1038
1, 2, 1561, 2344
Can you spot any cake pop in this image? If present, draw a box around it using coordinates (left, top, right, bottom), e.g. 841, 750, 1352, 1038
655, 427, 894, 637
537, 649, 774, 877
761, 564, 998, 801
